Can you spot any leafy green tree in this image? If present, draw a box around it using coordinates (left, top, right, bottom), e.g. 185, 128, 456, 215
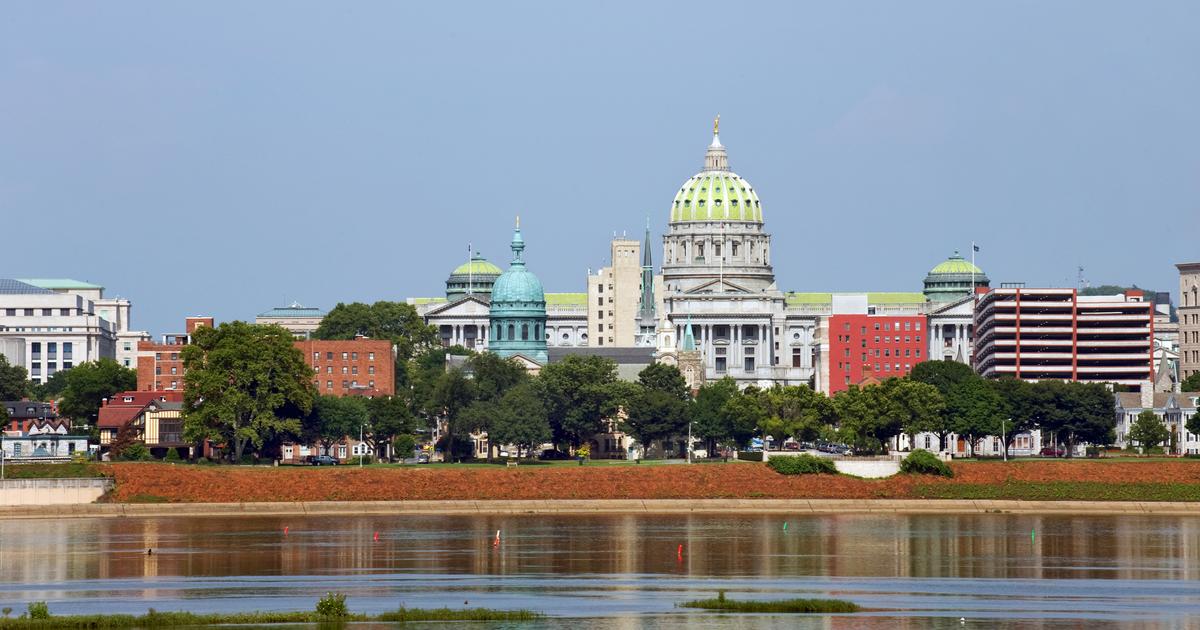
946, 377, 1005, 457
467, 352, 527, 403
365, 395, 417, 461
760, 385, 836, 444
1181, 371, 1200, 394
832, 384, 897, 454
910, 360, 977, 397
487, 380, 552, 458
878, 378, 945, 448
0, 355, 30, 401
623, 386, 689, 450
431, 368, 475, 462
721, 385, 769, 448
182, 321, 316, 462
314, 301, 438, 387
29, 369, 69, 401
1129, 409, 1170, 453
692, 378, 740, 452
986, 377, 1042, 457
636, 363, 690, 400
538, 355, 620, 449
408, 346, 473, 426
58, 359, 137, 428
1035, 380, 1115, 455
308, 395, 368, 456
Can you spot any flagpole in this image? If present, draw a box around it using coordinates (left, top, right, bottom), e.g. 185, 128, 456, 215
971, 242, 976, 295
468, 242, 473, 296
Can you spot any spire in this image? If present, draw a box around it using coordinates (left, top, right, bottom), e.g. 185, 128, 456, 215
510, 219, 525, 266
682, 313, 696, 351
704, 115, 729, 171
638, 218, 655, 321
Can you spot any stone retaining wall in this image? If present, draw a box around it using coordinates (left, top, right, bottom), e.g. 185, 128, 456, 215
0, 478, 113, 506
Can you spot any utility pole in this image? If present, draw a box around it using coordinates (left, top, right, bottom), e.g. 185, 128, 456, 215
1001, 419, 1008, 462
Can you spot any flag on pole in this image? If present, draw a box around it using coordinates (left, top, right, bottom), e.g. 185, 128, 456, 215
972, 243, 980, 252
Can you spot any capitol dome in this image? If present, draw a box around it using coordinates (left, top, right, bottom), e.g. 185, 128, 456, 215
923, 251, 990, 303
489, 221, 548, 364
445, 253, 502, 301
669, 123, 763, 223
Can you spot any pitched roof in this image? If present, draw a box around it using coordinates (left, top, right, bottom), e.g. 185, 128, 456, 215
1, 401, 57, 419
0, 279, 54, 295
97, 391, 185, 428
1116, 392, 1200, 410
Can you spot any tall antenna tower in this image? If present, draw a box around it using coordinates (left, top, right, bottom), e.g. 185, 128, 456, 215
1077, 265, 1090, 289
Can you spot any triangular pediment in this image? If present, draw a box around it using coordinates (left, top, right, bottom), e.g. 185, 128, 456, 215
928, 294, 975, 316
683, 278, 753, 295
425, 295, 491, 317
508, 354, 544, 370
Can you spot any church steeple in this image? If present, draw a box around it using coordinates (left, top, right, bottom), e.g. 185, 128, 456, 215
638, 218, 655, 320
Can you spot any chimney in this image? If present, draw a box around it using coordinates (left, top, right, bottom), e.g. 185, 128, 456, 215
1140, 381, 1154, 409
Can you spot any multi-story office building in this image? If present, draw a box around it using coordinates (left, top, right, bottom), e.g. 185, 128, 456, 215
255, 303, 326, 339
17, 279, 151, 369
0, 279, 119, 383
296, 338, 395, 396
1179, 262, 1200, 382
973, 287, 1153, 385
586, 229, 664, 348
136, 317, 214, 391
827, 310, 928, 393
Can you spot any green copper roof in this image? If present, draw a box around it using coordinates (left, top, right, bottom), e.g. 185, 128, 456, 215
670, 172, 763, 222
785, 292, 926, 306
257, 303, 326, 318
545, 293, 586, 306
452, 258, 502, 276
929, 252, 984, 276
17, 278, 103, 290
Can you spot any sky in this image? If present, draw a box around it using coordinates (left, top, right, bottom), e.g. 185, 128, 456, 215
2, 1, 1198, 337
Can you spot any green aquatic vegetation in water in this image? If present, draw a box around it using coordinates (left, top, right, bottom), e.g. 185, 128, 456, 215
377, 607, 545, 621
0, 605, 543, 628
679, 592, 860, 614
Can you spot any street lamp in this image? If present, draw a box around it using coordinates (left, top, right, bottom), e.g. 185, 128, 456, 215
1001, 418, 1009, 462
359, 424, 365, 469
687, 421, 693, 464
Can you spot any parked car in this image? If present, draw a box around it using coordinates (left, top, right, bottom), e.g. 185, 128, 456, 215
310, 455, 339, 466
1040, 447, 1066, 457
539, 449, 572, 461
416, 452, 431, 464
783, 442, 801, 451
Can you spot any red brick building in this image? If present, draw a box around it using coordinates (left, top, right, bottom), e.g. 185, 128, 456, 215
295, 338, 395, 396
828, 314, 928, 393
136, 317, 213, 391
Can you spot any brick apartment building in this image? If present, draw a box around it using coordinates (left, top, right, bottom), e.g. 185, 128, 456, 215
136, 317, 213, 391
296, 338, 395, 396
827, 314, 928, 393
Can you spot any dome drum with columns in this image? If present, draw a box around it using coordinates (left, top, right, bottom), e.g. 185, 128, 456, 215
923, 251, 990, 303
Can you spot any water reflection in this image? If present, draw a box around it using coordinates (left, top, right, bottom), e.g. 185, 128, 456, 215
0, 513, 1198, 624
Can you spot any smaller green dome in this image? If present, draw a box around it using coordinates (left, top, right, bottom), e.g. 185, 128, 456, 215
929, 252, 984, 275
453, 258, 502, 276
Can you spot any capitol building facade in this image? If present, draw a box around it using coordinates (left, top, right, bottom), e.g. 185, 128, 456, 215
409, 119, 988, 393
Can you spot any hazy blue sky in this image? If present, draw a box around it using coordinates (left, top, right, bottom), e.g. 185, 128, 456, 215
3, 2, 1197, 336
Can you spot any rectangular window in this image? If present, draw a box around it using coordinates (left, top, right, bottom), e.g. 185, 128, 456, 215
326, 380, 333, 389
744, 357, 755, 372
884, 363, 891, 372
352, 366, 358, 375
48, 342, 57, 358
170, 366, 177, 375
598, 323, 604, 332
341, 366, 348, 374
905, 322, 912, 331
368, 365, 375, 374
4, 308, 13, 316
326, 366, 333, 373
368, 352, 375, 361
915, 322, 922, 331
341, 352, 348, 360
916, 349, 921, 357
42, 308, 52, 316
23, 309, 33, 316
313, 352, 319, 361
597, 297, 604, 306
715, 357, 727, 373
155, 367, 162, 375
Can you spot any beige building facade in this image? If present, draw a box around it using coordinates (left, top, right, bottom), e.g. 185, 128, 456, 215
586, 233, 663, 348
1180, 263, 1200, 382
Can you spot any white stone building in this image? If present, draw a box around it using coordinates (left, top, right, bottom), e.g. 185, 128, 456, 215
14, 279, 150, 370
0, 279, 119, 383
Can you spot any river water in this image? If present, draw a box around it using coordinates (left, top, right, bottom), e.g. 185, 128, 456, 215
0, 513, 1198, 628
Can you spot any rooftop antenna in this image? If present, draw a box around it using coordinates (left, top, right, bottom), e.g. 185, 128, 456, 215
1077, 265, 1089, 289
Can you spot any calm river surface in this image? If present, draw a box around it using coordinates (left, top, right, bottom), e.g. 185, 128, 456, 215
1, 513, 1199, 628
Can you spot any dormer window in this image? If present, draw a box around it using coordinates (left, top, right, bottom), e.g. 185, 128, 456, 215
730, 199, 739, 206
698, 200, 706, 207
714, 199, 722, 206
684, 200, 691, 207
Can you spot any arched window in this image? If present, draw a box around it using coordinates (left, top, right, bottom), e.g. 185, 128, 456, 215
508, 324, 515, 340
521, 324, 529, 340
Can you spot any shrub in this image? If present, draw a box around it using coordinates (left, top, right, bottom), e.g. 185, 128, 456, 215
737, 451, 763, 462
164, 449, 181, 462
119, 442, 150, 462
27, 602, 49, 620
316, 592, 348, 618
767, 454, 837, 475
900, 449, 953, 477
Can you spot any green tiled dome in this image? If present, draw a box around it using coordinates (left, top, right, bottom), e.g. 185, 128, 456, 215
929, 254, 983, 276
453, 258, 502, 276
670, 172, 763, 222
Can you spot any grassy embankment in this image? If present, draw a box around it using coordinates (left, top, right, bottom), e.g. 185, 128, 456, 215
8, 458, 1200, 503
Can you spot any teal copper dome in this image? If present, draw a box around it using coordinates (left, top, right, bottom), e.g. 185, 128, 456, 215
489, 221, 548, 364
923, 251, 990, 303
669, 121, 763, 223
